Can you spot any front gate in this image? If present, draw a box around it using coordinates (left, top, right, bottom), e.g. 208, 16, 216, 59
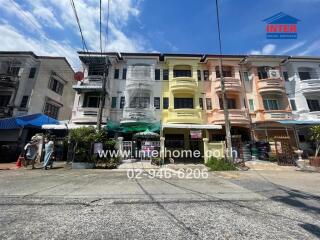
274, 136, 295, 166
123, 141, 133, 160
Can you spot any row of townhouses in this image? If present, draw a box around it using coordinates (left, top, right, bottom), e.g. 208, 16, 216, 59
72, 52, 320, 157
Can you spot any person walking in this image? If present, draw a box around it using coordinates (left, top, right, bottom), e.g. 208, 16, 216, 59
43, 139, 54, 170
24, 136, 38, 169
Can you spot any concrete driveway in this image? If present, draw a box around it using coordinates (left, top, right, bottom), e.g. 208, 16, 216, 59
0, 167, 319, 239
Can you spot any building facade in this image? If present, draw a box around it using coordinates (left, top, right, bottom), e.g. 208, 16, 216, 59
0, 51, 75, 120
71, 52, 320, 160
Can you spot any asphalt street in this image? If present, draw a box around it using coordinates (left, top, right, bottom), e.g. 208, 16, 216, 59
0, 167, 319, 239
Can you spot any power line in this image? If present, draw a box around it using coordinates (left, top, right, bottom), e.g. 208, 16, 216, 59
104, 0, 111, 52
100, 0, 103, 55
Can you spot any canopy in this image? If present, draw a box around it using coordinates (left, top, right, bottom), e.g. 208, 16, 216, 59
106, 120, 160, 133
133, 129, 160, 138
0, 114, 59, 130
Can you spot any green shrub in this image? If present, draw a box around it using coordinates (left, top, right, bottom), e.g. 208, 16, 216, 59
268, 154, 278, 162
205, 157, 237, 171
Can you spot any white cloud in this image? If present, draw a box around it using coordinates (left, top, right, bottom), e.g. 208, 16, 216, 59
278, 41, 306, 54
249, 44, 276, 55
298, 40, 320, 55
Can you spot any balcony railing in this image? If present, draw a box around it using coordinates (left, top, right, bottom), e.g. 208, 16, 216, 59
170, 77, 197, 92
121, 107, 155, 123
125, 79, 152, 91
0, 106, 12, 118
0, 74, 18, 88
262, 110, 292, 121
300, 79, 320, 93
209, 109, 249, 125
214, 77, 241, 92
257, 78, 285, 94
167, 108, 202, 124
72, 107, 107, 123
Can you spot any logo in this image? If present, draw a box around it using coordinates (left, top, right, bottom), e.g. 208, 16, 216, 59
263, 12, 300, 39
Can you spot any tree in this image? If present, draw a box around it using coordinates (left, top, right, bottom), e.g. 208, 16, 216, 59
310, 125, 320, 157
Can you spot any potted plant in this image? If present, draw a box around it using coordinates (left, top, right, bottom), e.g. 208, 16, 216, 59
309, 125, 320, 167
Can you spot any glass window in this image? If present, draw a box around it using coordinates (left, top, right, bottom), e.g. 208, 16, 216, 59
28, 68, 36, 78
20, 96, 29, 108
0, 95, 11, 107
44, 102, 60, 119
114, 69, 119, 79
155, 69, 160, 80
111, 97, 117, 108
7, 66, 20, 76
49, 77, 64, 95
263, 99, 279, 110
197, 70, 201, 81
129, 97, 150, 108
216, 66, 232, 78
206, 98, 212, 110
174, 98, 193, 109
122, 69, 127, 80
88, 65, 104, 76
154, 97, 160, 109
199, 98, 203, 109
83, 93, 100, 108
173, 70, 191, 78
283, 71, 289, 81
163, 97, 169, 109
120, 96, 125, 108
299, 72, 311, 80
307, 99, 320, 112
163, 69, 169, 80
219, 98, 236, 109
203, 70, 209, 81
290, 99, 297, 111
243, 72, 249, 81
249, 99, 254, 111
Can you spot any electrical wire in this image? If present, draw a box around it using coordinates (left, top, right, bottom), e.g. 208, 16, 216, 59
104, 0, 111, 52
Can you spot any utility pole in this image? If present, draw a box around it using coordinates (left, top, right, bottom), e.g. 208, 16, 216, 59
215, 0, 232, 162
97, 57, 109, 130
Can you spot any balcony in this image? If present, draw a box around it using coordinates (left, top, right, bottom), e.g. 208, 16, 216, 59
257, 78, 285, 94
214, 77, 241, 93
121, 108, 155, 124
209, 109, 249, 125
0, 74, 18, 88
166, 108, 202, 124
300, 79, 320, 94
170, 77, 197, 93
125, 79, 152, 91
72, 107, 107, 123
261, 110, 292, 121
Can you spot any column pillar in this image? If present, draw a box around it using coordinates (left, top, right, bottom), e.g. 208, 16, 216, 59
160, 137, 165, 163
117, 137, 124, 161
203, 138, 209, 163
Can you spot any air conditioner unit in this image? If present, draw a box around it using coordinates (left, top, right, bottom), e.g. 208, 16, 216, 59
268, 69, 280, 78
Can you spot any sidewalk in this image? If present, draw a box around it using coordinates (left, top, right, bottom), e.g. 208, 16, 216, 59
0, 162, 18, 170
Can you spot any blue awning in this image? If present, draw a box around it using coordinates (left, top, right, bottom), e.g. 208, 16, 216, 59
277, 120, 320, 125
0, 114, 59, 130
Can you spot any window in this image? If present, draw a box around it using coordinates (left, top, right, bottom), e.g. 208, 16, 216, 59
216, 66, 232, 78
163, 97, 169, 109
197, 70, 201, 81
0, 95, 11, 107
283, 71, 289, 81
129, 97, 150, 108
83, 93, 100, 108
174, 98, 193, 109
111, 97, 117, 108
298, 135, 306, 142
44, 102, 60, 119
203, 70, 209, 81
120, 96, 125, 108
49, 77, 64, 95
299, 71, 311, 80
154, 97, 160, 109
163, 69, 169, 80
243, 72, 250, 81
219, 98, 236, 109
307, 99, 320, 112
155, 69, 160, 80
20, 96, 29, 108
290, 99, 297, 111
249, 99, 254, 111
114, 69, 119, 79
88, 65, 104, 76
7, 66, 20, 76
122, 69, 127, 80
206, 98, 212, 110
199, 98, 203, 109
173, 69, 191, 78
263, 99, 279, 110
28, 68, 36, 78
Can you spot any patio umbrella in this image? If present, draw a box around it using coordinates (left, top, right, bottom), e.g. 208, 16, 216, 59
133, 129, 160, 138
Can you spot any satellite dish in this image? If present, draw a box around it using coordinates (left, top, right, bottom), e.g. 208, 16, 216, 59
74, 71, 84, 81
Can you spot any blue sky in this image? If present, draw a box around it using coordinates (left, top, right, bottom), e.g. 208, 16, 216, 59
0, 0, 319, 69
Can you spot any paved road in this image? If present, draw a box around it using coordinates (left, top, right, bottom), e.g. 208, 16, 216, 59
0, 167, 319, 239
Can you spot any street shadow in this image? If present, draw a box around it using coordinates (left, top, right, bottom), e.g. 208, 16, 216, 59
299, 223, 320, 238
